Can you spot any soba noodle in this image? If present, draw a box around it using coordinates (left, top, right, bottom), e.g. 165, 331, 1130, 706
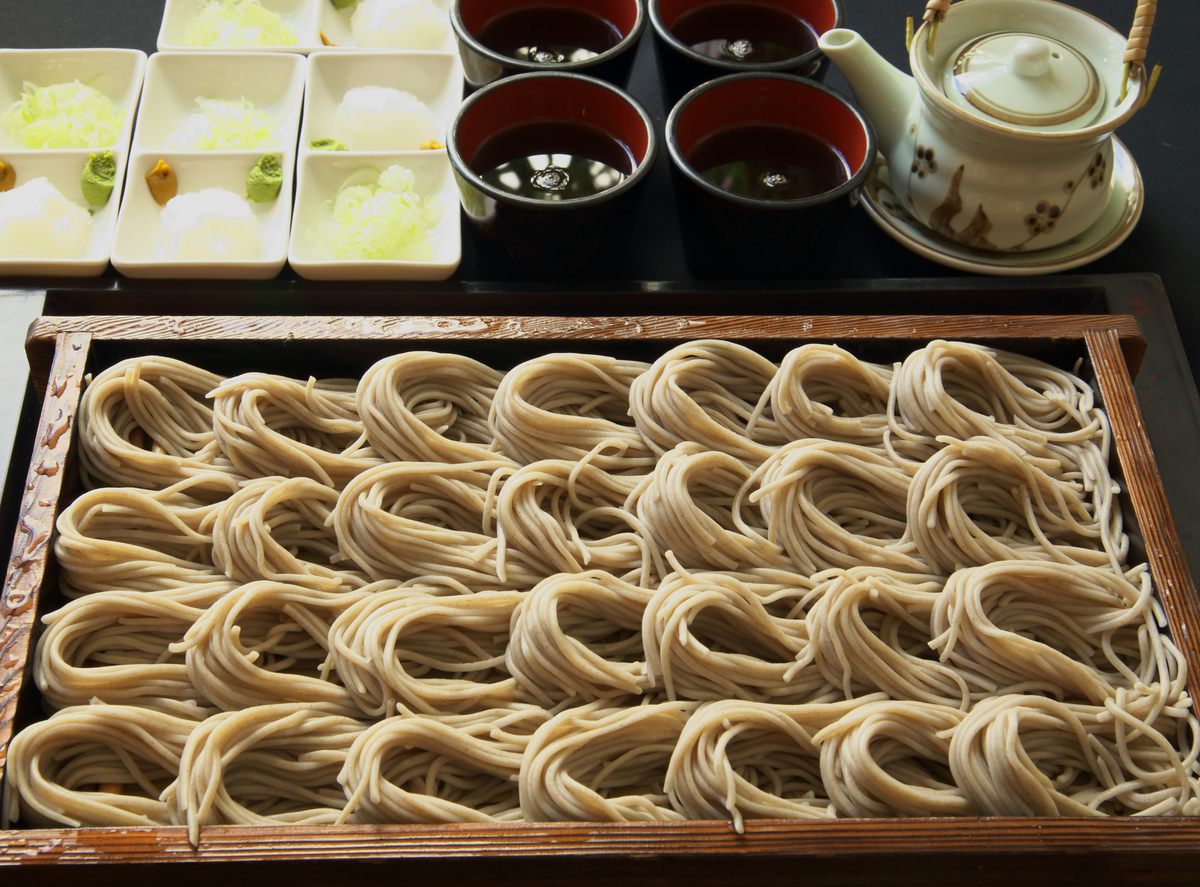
7, 339, 1196, 837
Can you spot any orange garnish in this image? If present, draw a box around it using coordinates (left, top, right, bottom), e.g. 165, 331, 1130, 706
145, 159, 178, 206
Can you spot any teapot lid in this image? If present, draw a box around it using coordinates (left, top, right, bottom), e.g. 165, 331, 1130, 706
942, 31, 1106, 130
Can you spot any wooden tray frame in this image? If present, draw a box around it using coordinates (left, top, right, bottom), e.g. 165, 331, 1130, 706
2, 313, 1198, 881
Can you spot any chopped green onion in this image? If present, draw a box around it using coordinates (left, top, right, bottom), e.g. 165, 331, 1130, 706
166, 97, 279, 151
3, 80, 124, 149
316, 164, 442, 261
184, 0, 299, 47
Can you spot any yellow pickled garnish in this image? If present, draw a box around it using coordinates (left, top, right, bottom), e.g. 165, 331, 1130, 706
320, 29, 337, 46
419, 139, 445, 150
0, 160, 14, 192
145, 159, 178, 207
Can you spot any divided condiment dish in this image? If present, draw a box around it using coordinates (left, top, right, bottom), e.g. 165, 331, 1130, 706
0, 48, 146, 152
0, 151, 129, 277
112, 51, 304, 279
0, 47, 146, 276
112, 151, 295, 279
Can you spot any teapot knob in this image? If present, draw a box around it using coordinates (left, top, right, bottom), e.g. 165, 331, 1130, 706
1012, 38, 1051, 78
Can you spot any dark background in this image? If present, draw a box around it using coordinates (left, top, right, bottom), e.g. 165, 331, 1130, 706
5, 0, 1197, 388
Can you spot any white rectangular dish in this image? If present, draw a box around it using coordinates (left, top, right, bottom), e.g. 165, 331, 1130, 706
158, 0, 456, 55
288, 49, 461, 280
0, 48, 146, 277
112, 52, 305, 279
315, 0, 457, 53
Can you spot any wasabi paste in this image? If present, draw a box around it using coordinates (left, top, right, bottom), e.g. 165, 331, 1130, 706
81, 151, 117, 206
246, 153, 283, 203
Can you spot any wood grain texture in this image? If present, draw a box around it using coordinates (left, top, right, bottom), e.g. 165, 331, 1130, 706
1086, 328, 1200, 697
24, 313, 1144, 364
2, 818, 1199, 865
0, 332, 90, 782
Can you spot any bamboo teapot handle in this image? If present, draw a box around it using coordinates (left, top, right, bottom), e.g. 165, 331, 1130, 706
918, 1, 951, 53
922, 1, 951, 25
925, 0, 1157, 56
1122, 2, 1160, 104
1124, 1, 1156, 70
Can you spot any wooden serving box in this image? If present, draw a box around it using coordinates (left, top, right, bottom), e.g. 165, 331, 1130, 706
1, 312, 1198, 884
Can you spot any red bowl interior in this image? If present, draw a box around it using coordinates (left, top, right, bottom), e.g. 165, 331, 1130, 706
673, 78, 870, 174
457, 76, 652, 166
459, 0, 641, 37
656, 0, 839, 33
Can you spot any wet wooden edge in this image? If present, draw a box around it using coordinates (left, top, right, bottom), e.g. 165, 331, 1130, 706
2, 818, 1200, 865
0, 332, 90, 783
7, 317, 1195, 867
1086, 329, 1200, 695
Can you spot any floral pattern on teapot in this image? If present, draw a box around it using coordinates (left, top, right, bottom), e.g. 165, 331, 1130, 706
818, 0, 1147, 254
893, 110, 1116, 251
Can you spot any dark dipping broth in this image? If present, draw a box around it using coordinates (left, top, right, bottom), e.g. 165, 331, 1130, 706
471, 120, 634, 201
671, 2, 818, 63
475, 6, 623, 64
687, 123, 848, 201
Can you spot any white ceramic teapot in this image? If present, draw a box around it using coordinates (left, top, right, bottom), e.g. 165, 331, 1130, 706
818, 0, 1153, 251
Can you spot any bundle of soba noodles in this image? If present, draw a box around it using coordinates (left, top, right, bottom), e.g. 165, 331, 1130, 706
5, 339, 1196, 839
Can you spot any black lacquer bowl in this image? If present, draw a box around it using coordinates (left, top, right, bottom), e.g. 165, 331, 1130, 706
666, 73, 875, 279
448, 72, 658, 278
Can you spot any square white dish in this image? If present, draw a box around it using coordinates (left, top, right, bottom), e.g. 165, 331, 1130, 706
158, 0, 320, 53
0, 47, 146, 152
316, 0, 456, 53
288, 150, 460, 280
0, 150, 126, 277
112, 151, 293, 279
300, 50, 461, 152
133, 52, 306, 153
